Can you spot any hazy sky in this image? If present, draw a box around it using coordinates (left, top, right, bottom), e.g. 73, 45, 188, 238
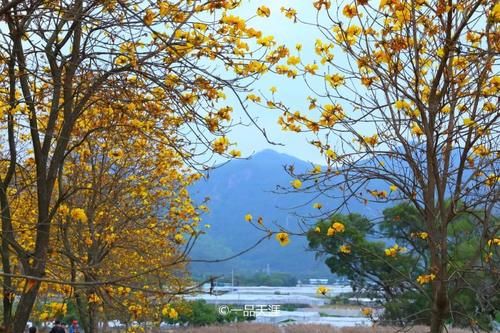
227, 0, 328, 164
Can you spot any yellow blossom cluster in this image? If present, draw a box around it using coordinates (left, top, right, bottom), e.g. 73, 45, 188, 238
317, 285, 330, 295
385, 244, 406, 257
416, 273, 436, 285
276, 232, 290, 246
327, 222, 346, 236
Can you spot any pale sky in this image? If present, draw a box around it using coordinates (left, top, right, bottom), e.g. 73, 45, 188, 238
227, 0, 328, 164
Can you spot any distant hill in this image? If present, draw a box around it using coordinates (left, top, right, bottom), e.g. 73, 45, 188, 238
188, 149, 388, 279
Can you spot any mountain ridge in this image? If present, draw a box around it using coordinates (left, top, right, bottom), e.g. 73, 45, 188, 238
189, 149, 332, 278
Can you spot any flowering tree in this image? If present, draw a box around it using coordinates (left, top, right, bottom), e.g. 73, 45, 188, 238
253, 1, 499, 332
0, 0, 282, 331
44, 103, 201, 331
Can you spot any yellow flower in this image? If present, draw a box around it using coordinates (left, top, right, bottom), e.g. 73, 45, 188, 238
304, 63, 319, 74
485, 174, 499, 187
389, 184, 398, 191
114, 55, 129, 66
314, 226, 321, 233
487, 238, 500, 246
339, 245, 351, 254
411, 123, 423, 136
198, 205, 209, 212
174, 234, 184, 244
58, 204, 70, 216
463, 118, 476, 127
483, 102, 496, 112
70, 208, 88, 223
287, 56, 300, 66
212, 136, 230, 154
362, 134, 378, 147
325, 74, 345, 87
244, 214, 253, 222
162, 306, 169, 316
291, 179, 302, 189
161, 304, 179, 320
247, 94, 261, 103
311, 165, 322, 174
257, 35, 274, 47
361, 76, 374, 87
316, 285, 330, 295
88, 293, 102, 304
40, 312, 49, 321
368, 189, 388, 199
229, 149, 241, 158
394, 100, 410, 110
313, 202, 323, 209
332, 222, 345, 233
158, 2, 169, 17
168, 308, 178, 319
416, 273, 436, 285
418, 232, 429, 240
361, 307, 373, 316
327, 222, 345, 236
342, 4, 358, 18
326, 149, 337, 160
491, 2, 500, 22
385, 244, 405, 257
313, 0, 331, 10
276, 232, 290, 246
281, 7, 297, 20
270, 86, 277, 94
320, 104, 345, 126
108, 148, 124, 159
440, 105, 450, 113
84, 237, 93, 246
473, 145, 490, 157
257, 5, 271, 17
144, 9, 155, 26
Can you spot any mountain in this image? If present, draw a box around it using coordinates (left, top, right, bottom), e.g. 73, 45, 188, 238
187, 147, 481, 280
188, 150, 326, 278
188, 149, 368, 279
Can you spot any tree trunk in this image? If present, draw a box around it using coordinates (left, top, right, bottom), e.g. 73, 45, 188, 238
75, 290, 91, 333
430, 282, 449, 333
1, 200, 13, 332
88, 299, 98, 333
103, 317, 109, 333
11, 199, 52, 332
429, 234, 449, 333
12, 282, 41, 333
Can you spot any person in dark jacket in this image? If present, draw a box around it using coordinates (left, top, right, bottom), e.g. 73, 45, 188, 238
49, 320, 66, 333
28, 327, 37, 333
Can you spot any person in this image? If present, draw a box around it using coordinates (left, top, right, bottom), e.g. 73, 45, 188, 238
29, 327, 37, 333
69, 320, 79, 333
49, 320, 66, 333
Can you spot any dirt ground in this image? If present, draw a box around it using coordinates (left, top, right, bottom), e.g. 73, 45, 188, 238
32, 323, 475, 333
172, 323, 473, 333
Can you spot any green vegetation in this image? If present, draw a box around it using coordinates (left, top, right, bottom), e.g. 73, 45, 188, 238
218, 272, 298, 287
308, 203, 499, 330
167, 300, 253, 326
